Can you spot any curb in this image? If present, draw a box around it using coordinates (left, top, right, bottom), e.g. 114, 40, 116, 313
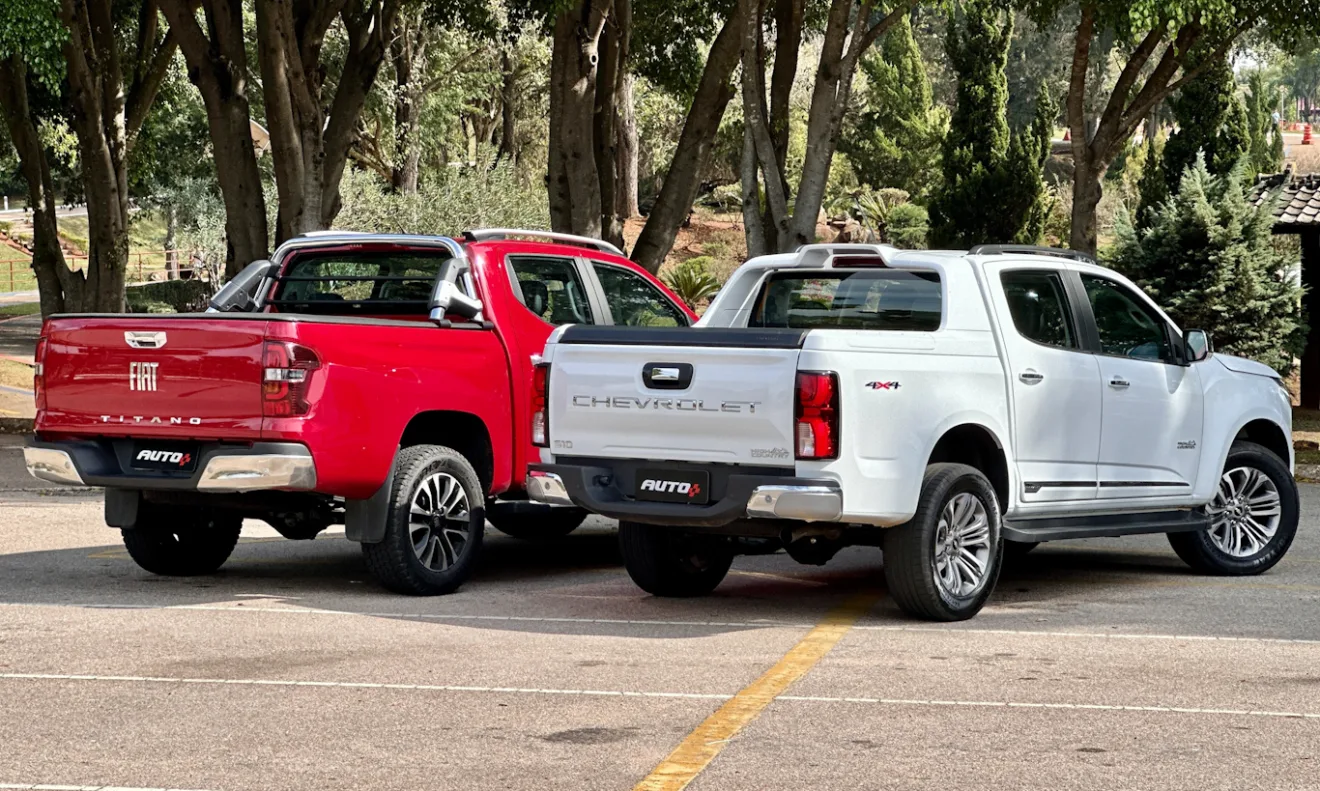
1296, 464, 1320, 483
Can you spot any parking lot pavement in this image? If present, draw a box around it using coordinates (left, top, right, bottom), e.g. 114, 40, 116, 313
1, 466, 1318, 789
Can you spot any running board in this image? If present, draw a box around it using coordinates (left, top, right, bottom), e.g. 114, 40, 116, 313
1002, 510, 1209, 543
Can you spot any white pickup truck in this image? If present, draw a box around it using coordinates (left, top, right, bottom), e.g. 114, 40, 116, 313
526, 244, 1299, 620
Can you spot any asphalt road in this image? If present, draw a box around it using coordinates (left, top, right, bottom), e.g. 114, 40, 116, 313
1, 435, 1318, 791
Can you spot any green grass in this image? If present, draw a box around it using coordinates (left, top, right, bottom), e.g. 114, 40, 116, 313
0, 302, 40, 317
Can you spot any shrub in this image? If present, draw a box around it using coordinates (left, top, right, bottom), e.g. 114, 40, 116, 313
885, 203, 930, 249
125, 279, 211, 314
1110, 155, 1304, 375
335, 161, 549, 236
663, 257, 721, 309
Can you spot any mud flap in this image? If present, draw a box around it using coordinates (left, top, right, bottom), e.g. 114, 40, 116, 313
345, 462, 395, 544
104, 488, 142, 528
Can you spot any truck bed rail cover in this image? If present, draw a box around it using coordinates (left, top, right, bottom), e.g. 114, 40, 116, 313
557, 325, 809, 348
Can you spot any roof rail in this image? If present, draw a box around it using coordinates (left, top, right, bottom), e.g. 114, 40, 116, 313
464, 228, 625, 257
793, 243, 895, 268
968, 244, 1098, 265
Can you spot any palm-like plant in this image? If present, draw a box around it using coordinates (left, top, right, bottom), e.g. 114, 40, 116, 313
663, 258, 721, 309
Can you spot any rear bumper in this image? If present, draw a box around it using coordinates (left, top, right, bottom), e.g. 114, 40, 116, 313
25, 438, 317, 492
528, 461, 841, 527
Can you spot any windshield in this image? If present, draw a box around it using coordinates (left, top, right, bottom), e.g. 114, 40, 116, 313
269, 251, 452, 315
748, 269, 942, 331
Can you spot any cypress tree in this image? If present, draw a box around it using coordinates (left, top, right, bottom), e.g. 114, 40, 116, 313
1245, 71, 1284, 175
1112, 155, 1304, 374
1159, 51, 1249, 184
928, 0, 1053, 248
841, 14, 947, 201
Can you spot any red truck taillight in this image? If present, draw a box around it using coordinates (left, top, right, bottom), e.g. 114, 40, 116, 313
531, 362, 550, 447
795, 371, 839, 460
263, 341, 320, 417
33, 336, 47, 411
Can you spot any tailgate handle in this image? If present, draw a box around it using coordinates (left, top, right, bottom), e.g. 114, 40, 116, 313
124, 331, 167, 349
642, 362, 693, 390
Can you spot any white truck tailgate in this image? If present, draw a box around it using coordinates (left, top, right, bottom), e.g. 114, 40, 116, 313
547, 328, 804, 467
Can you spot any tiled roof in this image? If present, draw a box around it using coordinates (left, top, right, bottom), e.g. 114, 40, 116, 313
1250, 168, 1320, 230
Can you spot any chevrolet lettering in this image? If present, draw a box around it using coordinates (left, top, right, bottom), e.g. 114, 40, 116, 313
571, 395, 761, 413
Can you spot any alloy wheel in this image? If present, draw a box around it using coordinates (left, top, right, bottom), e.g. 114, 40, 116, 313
1206, 466, 1281, 558
933, 492, 992, 598
409, 472, 472, 571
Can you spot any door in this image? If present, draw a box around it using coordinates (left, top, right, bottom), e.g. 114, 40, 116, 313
991, 267, 1102, 502
589, 262, 692, 327
506, 255, 601, 328
1079, 274, 1204, 499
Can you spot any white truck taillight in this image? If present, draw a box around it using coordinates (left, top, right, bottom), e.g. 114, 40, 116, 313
795, 371, 839, 460
531, 362, 550, 447
263, 341, 320, 417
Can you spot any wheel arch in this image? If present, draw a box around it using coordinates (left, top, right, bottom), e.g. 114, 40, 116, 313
399, 410, 495, 493
1234, 418, 1291, 469
925, 422, 1011, 511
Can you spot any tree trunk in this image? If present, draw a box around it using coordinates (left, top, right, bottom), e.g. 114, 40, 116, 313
164, 204, 178, 280
1069, 159, 1104, 255
741, 123, 769, 258
548, 0, 611, 238
595, 0, 629, 251
739, 0, 792, 250
498, 47, 519, 164
0, 57, 81, 316
629, 10, 742, 273
617, 72, 640, 219
769, 0, 803, 188
390, 16, 426, 194
159, 0, 270, 277
256, 0, 399, 242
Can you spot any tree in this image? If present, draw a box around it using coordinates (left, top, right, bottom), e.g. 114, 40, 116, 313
840, 12, 948, 201
158, 0, 270, 277
1, 0, 177, 314
1112, 155, 1303, 375
1245, 70, 1284, 175
927, 1, 1054, 248
1023, 0, 1320, 256
739, 0, 918, 256
255, 0, 403, 242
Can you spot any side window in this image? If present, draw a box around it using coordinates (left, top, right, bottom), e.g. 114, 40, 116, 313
592, 264, 690, 327
1081, 275, 1171, 361
1000, 270, 1077, 350
508, 255, 596, 325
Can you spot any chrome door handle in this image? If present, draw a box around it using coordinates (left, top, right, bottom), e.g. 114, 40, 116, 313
649, 367, 681, 382
1109, 377, 1130, 389
1018, 370, 1044, 384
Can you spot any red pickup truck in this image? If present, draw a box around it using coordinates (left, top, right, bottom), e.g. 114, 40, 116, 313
24, 229, 696, 595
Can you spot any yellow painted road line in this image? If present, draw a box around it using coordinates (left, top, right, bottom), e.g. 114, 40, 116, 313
633, 591, 880, 791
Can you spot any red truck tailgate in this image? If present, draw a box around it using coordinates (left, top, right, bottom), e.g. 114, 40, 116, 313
39, 316, 268, 438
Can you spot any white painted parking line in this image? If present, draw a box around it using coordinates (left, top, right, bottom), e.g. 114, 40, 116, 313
3, 601, 1320, 646
0, 784, 217, 791
4, 672, 1320, 721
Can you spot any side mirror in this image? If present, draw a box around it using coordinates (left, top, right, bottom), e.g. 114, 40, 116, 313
1184, 329, 1212, 363
207, 259, 274, 313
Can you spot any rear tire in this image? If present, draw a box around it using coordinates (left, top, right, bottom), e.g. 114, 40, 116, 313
883, 464, 1002, 621
121, 506, 242, 576
618, 521, 733, 597
487, 501, 588, 539
1168, 441, 1298, 576
362, 445, 485, 596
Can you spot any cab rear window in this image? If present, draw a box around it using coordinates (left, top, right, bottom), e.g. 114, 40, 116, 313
749, 270, 942, 331
269, 252, 450, 314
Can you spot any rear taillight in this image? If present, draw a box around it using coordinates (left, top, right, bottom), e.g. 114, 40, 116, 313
33, 336, 47, 411
795, 371, 839, 460
531, 362, 550, 447
263, 341, 320, 417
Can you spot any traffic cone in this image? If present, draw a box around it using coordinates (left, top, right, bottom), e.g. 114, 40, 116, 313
1063, 128, 1070, 142
1303, 124, 1314, 145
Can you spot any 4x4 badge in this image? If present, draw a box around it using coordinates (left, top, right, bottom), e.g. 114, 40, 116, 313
866, 381, 901, 390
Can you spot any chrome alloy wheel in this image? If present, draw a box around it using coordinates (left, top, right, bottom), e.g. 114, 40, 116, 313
409, 472, 472, 571
933, 493, 993, 598
1206, 466, 1281, 558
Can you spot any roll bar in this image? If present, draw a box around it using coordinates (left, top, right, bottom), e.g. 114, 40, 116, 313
464, 228, 625, 257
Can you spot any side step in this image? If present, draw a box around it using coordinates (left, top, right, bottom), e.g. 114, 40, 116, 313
1002, 509, 1208, 543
